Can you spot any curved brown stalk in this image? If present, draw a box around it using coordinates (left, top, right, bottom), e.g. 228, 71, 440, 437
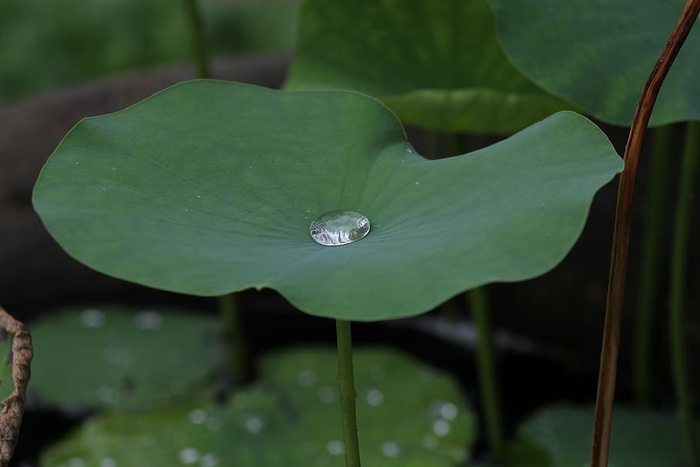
0, 307, 32, 467
591, 1, 700, 466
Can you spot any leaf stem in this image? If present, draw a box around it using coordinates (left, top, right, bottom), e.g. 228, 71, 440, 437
470, 287, 505, 461
633, 125, 672, 406
336, 319, 361, 467
218, 294, 250, 384
183, 0, 211, 79
669, 121, 700, 467
590, 2, 700, 466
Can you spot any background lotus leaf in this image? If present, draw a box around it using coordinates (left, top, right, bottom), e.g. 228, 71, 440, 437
285, 0, 571, 134
41, 347, 474, 466
29, 306, 224, 411
33, 80, 622, 321
488, 0, 700, 126
509, 404, 699, 467
0, 329, 14, 401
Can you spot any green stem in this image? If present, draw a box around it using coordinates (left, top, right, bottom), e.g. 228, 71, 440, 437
336, 319, 361, 467
633, 125, 672, 406
218, 294, 250, 384
669, 121, 700, 467
183, 0, 211, 79
470, 287, 505, 461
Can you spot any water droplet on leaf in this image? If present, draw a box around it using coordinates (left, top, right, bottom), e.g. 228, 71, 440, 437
179, 447, 200, 464
381, 441, 401, 458
134, 310, 163, 330
189, 408, 207, 425
96, 386, 118, 405
326, 440, 344, 456
297, 370, 316, 387
422, 434, 438, 449
309, 210, 370, 246
81, 308, 105, 328
244, 416, 264, 433
318, 386, 337, 403
432, 420, 450, 437
439, 402, 458, 420
200, 453, 219, 467
365, 389, 384, 406
206, 416, 222, 432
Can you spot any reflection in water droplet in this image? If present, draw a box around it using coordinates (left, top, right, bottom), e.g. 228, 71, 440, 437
326, 440, 344, 456
439, 403, 458, 420
100, 458, 117, 467
179, 447, 200, 464
244, 416, 264, 433
381, 441, 401, 458
81, 308, 105, 328
189, 408, 207, 425
134, 310, 163, 330
433, 420, 450, 437
310, 210, 370, 246
365, 389, 384, 407
297, 370, 316, 387
200, 453, 219, 467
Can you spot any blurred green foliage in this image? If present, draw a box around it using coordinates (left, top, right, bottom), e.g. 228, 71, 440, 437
0, 0, 299, 101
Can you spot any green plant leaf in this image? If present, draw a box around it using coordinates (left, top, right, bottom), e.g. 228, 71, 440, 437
509, 404, 698, 467
488, 0, 700, 126
33, 80, 622, 321
285, 0, 572, 134
41, 347, 474, 466
29, 306, 225, 411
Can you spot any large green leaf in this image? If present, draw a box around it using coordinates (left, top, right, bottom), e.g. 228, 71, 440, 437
509, 404, 698, 467
41, 347, 474, 466
33, 80, 622, 321
285, 0, 571, 134
29, 306, 224, 411
488, 0, 700, 126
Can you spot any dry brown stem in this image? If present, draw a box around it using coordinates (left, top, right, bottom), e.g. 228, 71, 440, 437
0, 307, 32, 467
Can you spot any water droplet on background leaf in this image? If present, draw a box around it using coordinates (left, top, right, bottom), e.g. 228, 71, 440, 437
309, 210, 370, 246
179, 447, 200, 464
80, 308, 105, 328
381, 441, 401, 458
326, 440, 344, 456
365, 389, 384, 406
133, 310, 163, 330
244, 416, 264, 433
